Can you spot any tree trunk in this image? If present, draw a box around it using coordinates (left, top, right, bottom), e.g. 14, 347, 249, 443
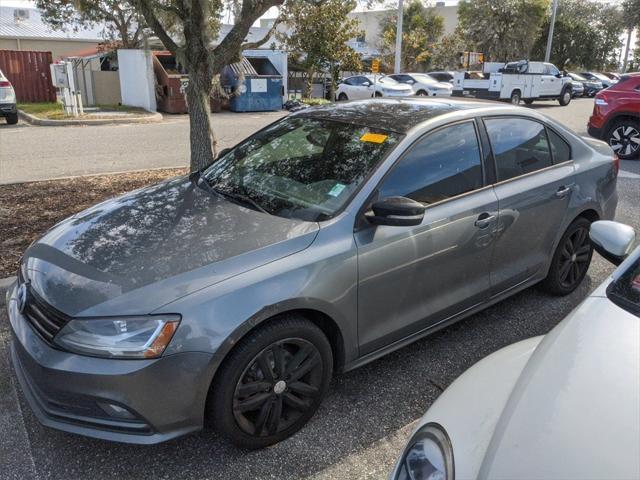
304, 69, 315, 98
185, 73, 215, 172
622, 28, 633, 73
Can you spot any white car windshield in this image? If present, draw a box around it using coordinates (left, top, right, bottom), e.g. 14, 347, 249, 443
608, 250, 640, 318
592, 73, 611, 81
412, 74, 438, 84
570, 73, 587, 81
369, 76, 399, 85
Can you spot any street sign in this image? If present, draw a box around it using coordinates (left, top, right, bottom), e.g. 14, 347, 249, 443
371, 59, 380, 74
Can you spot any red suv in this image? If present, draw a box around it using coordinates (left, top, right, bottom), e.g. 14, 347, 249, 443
588, 72, 640, 159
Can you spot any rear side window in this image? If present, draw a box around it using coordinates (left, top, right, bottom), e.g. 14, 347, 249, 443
485, 118, 552, 181
377, 121, 483, 204
547, 128, 571, 163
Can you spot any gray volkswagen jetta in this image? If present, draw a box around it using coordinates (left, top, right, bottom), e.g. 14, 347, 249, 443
7, 99, 618, 449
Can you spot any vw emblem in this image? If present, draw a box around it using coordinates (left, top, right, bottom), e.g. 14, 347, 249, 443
16, 283, 28, 314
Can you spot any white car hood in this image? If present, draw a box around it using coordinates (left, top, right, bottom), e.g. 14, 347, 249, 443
423, 81, 452, 90
478, 296, 640, 480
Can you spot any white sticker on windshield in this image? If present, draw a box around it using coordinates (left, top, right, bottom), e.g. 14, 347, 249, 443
328, 183, 346, 197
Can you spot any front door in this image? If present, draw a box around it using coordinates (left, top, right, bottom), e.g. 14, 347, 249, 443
355, 121, 498, 355
483, 117, 575, 294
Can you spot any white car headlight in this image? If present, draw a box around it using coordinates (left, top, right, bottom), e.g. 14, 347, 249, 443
394, 424, 454, 480
54, 315, 180, 359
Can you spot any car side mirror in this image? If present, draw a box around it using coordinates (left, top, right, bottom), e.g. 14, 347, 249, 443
590, 220, 636, 266
366, 196, 426, 227
406, 79, 415, 84
363, 81, 371, 87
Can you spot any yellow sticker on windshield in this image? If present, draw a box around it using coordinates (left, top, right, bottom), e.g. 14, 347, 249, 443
360, 132, 388, 144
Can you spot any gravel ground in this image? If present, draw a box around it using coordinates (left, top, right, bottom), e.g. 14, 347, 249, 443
0, 97, 638, 480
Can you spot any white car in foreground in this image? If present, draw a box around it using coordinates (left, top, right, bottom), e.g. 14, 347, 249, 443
390, 220, 640, 480
388, 73, 453, 97
0, 69, 18, 125
336, 74, 413, 101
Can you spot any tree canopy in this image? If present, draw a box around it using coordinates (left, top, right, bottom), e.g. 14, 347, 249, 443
458, 0, 549, 61
380, 0, 444, 71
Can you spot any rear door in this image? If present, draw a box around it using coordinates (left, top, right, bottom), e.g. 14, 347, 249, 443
483, 117, 575, 295
355, 120, 498, 354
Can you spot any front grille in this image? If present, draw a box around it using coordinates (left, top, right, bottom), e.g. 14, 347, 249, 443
17, 270, 70, 345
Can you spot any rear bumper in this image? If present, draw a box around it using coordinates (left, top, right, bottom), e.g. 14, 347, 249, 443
0, 102, 17, 115
7, 287, 214, 444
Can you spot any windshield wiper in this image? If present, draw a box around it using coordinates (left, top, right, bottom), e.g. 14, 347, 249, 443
213, 187, 271, 215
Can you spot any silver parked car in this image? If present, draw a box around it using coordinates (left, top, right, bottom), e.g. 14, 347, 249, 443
389, 220, 639, 480
8, 99, 618, 449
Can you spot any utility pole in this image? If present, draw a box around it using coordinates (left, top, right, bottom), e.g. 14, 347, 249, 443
544, 0, 558, 62
394, 0, 404, 74
622, 28, 633, 72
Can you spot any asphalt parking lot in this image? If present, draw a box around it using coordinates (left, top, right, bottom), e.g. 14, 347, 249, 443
1, 97, 593, 184
0, 97, 639, 480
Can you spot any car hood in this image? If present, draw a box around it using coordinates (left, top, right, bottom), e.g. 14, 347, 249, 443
478, 296, 640, 479
424, 81, 452, 90
22, 176, 319, 316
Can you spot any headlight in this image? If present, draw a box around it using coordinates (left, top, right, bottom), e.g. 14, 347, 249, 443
54, 315, 180, 359
595, 98, 608, 106
394, 424, 454, 480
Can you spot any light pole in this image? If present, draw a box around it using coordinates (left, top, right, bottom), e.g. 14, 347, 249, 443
394, 0, 404, 73
544, 0, 558, 63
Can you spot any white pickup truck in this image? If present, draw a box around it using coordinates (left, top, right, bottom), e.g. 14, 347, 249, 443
452, 60, 573, 106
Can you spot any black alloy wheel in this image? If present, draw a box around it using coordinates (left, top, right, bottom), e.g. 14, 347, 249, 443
541, 217, 593, 295
557, 226, 591, 289
232, 338, 323, 438
209, 316, 333, 449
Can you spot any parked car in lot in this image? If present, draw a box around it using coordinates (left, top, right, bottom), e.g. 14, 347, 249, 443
8, 99, 618, 449
426, 71, 456, 84
336, 74, 413, 100
389, 220, 639, 480
567, 72, 603, 97
0, 69, 18, 125
388, 73, 453, 97
580, 71, 617, 89
588, 72, 640, 159
603, 71, 621, 81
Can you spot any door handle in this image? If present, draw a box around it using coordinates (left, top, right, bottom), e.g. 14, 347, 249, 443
555, 185, 573, 198
474, 213, 495, 229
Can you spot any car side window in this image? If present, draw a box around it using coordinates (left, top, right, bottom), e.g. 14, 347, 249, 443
547, 128, 571, 163
344, 77, 355, 86
485, 118, 553, 181
377, 122, 483, 205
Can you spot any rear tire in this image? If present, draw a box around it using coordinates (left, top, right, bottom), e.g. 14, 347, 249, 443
558, 88, 572, 106
606, 118, 640, 160
416, 90, 427, 96
523, 99, 534, 105
337, 93, 348, 101
540, 217, 593, 296
510, 90, 521, 105
5, 112, 18, 125
208, 315, 333, 449
374, 91, 383, 97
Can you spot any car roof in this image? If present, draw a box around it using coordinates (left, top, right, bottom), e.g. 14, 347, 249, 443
296, 98, 504, 134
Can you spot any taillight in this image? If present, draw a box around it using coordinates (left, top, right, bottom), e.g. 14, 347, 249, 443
0, 80, 11, 87
613, 154, 620, 175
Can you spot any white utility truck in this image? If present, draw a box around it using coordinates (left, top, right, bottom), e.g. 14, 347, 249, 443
452, 60, 573, 106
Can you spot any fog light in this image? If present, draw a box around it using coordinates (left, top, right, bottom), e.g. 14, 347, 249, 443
98, 402, 136, 420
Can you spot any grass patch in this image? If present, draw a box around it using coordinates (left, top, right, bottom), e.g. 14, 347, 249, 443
0, 168, 188, 278
301, 98, 330, 106
18, 102, 150, 120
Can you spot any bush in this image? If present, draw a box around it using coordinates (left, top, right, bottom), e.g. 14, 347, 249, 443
301, 97, 330, 106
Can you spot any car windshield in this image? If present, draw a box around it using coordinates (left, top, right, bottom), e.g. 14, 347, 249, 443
570, 73, 587, 81
607, 252, 640, 317
374, 76, 399, 85
203, 116, 401, 222
412, 74, 438, 84
592, 73, 610, 81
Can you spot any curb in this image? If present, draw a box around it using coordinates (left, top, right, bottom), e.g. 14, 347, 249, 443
0, 276, 16, 308
18, 109, 164, 126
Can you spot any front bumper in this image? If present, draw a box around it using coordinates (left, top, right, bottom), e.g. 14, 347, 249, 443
588, 124, 603, 139
7, 287, 214, 444
0, 102, 17, 115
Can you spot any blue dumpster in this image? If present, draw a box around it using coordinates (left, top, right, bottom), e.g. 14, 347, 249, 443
222, 57, 283, 112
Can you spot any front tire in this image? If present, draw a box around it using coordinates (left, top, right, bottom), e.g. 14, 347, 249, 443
558, 88, 572, 106
208, 315, 333, 449
337, 92, 348, 101
416, 90, 427, 96
510, 90, 521, 105
606, 119, 640, 160
541, 217, 593, 296
5, 112, 18, 125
